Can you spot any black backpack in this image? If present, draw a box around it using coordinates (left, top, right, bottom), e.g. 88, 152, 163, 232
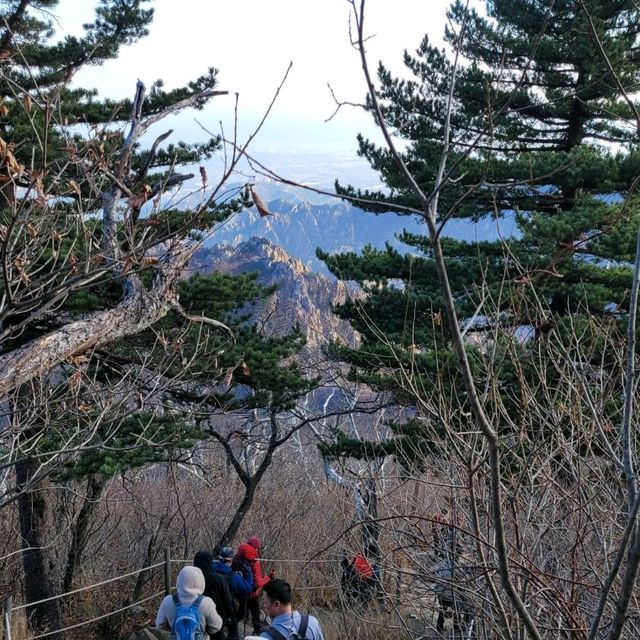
262, 614, 309, 640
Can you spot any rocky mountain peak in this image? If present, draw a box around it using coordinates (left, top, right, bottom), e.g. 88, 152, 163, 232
191, 238, 358, 350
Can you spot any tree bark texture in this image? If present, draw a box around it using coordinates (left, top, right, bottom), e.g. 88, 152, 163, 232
0, 243, 194, 397
62, 474, 106, 594
217, 482, 257, 550
16, 456, 63, 640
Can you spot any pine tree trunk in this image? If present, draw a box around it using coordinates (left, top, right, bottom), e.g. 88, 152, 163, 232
217, 482, 257, 549
16, 457, 63, 640
62, 474, 106, 593
131, 518, 165, 603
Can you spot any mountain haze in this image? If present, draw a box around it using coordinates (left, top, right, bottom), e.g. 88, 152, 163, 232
204, 184, 518, 273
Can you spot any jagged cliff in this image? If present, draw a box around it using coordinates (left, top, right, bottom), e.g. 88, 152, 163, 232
191, 237, 358, 349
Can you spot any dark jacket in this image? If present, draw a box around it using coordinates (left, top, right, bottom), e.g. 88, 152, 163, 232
193, 550, 235, 624
212, 559, 254, 597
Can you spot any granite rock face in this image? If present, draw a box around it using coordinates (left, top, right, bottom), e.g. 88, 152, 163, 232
191, 236, 359, 350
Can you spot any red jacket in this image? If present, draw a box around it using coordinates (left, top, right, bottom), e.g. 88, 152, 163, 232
237, 542, 270, 597
350, 554, 374, 579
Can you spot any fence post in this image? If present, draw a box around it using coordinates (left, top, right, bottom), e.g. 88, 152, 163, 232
164, 548, 171, 596
3, 596, 12, 640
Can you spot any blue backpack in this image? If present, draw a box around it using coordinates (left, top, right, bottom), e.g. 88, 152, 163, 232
171, 594, 205, 640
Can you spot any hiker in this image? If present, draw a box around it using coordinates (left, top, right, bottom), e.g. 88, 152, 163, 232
255, 578, 324, 640
432, 560, 475, 636
340, 553, 377, 607
194, 550, 235, 639
212, 546, 254, 640
432, 507, 451, 558
156, 566, 223, 640
235, 536, 273, 634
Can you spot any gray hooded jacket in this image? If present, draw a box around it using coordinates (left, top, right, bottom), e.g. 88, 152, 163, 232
156, 566, 223, 635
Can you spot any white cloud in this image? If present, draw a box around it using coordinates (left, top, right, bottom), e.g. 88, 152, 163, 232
55, 0, 448, 152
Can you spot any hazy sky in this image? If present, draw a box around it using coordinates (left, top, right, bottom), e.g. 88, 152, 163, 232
56, 0, 449, 154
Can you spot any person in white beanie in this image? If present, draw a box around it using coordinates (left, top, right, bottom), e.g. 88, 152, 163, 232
156, 566, 223, 638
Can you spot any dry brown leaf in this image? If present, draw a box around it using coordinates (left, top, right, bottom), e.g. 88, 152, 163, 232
128, 184, 152, 210
121, 256, 133, 275
0, 103, 8, 118
222, 365, 236, 389
31, 169, 45, 196
127, 193, 147, 209
141, 255, 159, 267
199, 166, 208, 188
26, 223, 37, 238
68, 179, 81, 196
68, 252, 78, 275
144, 215, 161, 227
23, 94, 33, 113
249, 186, 272, 217
1, 145, 23, 177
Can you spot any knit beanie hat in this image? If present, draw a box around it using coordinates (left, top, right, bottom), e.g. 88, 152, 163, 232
247, 535, 261, 549
219, 546, 234, 560
176, 566, 205, 605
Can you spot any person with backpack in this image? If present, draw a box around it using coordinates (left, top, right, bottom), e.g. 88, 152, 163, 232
193, 550, 235, 639
213, 546, 255, 601
235, 536, 272, 634
254, 579, 323, 640
432, 559, 476, 636
212, 546, 254, 640
155, 566, 222, 640
340, 553, 377, 607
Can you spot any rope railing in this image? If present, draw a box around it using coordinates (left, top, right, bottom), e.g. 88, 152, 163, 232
11, 561, 165, 612
30, 590, 165, 640
5, 553, 342, 640
170, 557, 334, 565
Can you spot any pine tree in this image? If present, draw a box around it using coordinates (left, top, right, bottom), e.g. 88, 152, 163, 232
322, 0, 640, 464
0, 2, 299, 634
